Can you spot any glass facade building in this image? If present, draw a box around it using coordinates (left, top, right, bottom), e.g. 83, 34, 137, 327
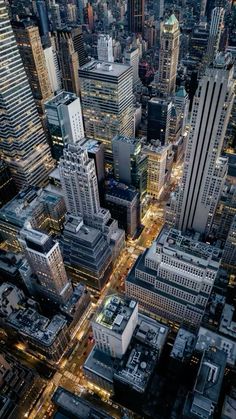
0, 1, 53, 188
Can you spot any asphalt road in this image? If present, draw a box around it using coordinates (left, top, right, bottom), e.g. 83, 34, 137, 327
14, 161, 184, 419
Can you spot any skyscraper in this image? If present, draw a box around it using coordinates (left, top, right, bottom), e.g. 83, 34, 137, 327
112, 135, 147, 198
158, 14, 180, 95
175, 53, 235, 234
36, 0, 50, 47
97, 34, 114, 62
124, 47, 140, 89
20, 228, 73, 304
44, 41, 62, 93
56, 29, 80, 96
79, 61, 134, 153
59, 144, 101, 221
206, 7, 225, 65
142, 144, 168, 198
45, 91, 84, 159
153, 0, 164, 20
127, 0, 144, 34
147, 98, 172, 144
0, 0, 53, 188
12, 19, 52, 115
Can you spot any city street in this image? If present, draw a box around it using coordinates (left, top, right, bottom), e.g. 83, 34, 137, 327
25, 193, 166, 419
21, 161, 184, 418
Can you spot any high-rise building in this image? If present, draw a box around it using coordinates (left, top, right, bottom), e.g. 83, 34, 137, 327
200, 0, 207, 17
174, 86, 190, 135
153, 0, 164, 20
56, 30, 80, 95
112, 135, 147, 198
0, 161, 17, 208
189, 20, 209, 72
57, 26, 86, 68
45, 91, 84, 159
127, 0, 144, 34
124, 47, 140, 89
59, 144, 101, 221
12, 19, 52, 115
105, 182, 141, 238
91, 295, 138, 358
174, 53, 235, 234
36, 0, 50, 47
44, 41, 61, 93
205, 7, 225, 65
126, 227, 221, 328
97, 34, 114, 62
50, 0, 62, 30
158, 14, 180, 95
222, 215, 236, 271
147, 98, 172, 144
20, 228, 73, 304
79, 61, 134, 153
0, 1, 53, 188
142, 145, 168, 198
61, 216, 113, 290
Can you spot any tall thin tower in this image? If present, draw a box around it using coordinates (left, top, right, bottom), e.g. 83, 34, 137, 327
158, 14, 180, 95
175, 53, 235, 234
0, 0, 53, 188
59, 143, 101, 221
206, 7, 225, 65
127, 0, 144, 34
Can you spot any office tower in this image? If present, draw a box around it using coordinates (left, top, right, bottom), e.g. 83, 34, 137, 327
142, 145, 168, 198
124, 47, 140, 89
174, 86, 189, 135
105, 182, 141, 238
211, 183, 236, 240
50, 0, 62, 30
56, 30, 80, 95
44, 42, 61, 93
158, 14, 180, 95
80, 138, 105, 200
92, 295, 138, 358
200, 0, 207, 17
206, 7, 225, 65
69, 26, 87, 67
45, 91, 84, 159
97, 34, 114, 62
126, 227, 221, 328
222, 215, 236, 270
67, 4, 77, 24
61, 216, 112, 290
127, 0, 144, 34
20, 228, 73, 304
59, 144, 100, 221
112, 135, 147, 198
175, 53, 235, 234
0, 187, 66, 251
84, 3, 94, 31
147, 98, 172, 144
0, 1, 53, 189
12, 19, 52, 115
36, 0, 50, 46
189, 21, 209, 72
154, 0, 164, 20
0, 161, 17, 208
79, 61, 134, 153
168, 104, 182, 144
